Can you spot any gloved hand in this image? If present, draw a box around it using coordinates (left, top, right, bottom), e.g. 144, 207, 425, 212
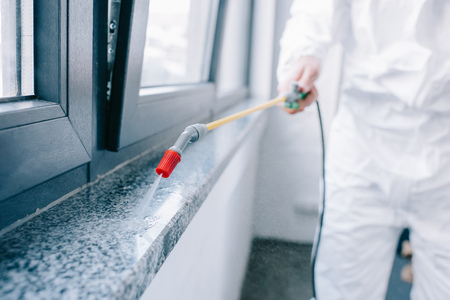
277, 55, 320, 114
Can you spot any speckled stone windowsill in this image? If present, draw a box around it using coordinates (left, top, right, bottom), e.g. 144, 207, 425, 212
0, 99, 266, 300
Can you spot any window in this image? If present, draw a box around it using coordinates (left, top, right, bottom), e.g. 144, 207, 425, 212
141, 0, 215, 87
0, 0, 34, 99
0, 0, 255, 230
108, 0, 221, 150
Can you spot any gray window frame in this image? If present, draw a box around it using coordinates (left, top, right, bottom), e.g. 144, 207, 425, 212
0, 0, 92, 227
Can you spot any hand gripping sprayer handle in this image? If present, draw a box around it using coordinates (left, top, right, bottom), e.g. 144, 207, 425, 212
282, 82, 309, 110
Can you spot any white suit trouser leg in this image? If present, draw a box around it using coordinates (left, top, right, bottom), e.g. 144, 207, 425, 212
314, 107, 450, 300
314, 183, 403, 300
408, 175, 450, 300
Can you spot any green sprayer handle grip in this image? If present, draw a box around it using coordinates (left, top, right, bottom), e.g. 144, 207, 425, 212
282, 92, 309, 110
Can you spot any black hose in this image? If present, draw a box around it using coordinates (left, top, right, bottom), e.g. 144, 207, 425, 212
311, 100, 326, 299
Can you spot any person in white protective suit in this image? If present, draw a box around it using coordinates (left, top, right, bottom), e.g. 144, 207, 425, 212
277, 0, 450, 299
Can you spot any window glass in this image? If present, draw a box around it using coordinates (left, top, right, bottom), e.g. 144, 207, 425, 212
140, 0, 216, 88
0, 0, 34, 99
216, 0, 251, 93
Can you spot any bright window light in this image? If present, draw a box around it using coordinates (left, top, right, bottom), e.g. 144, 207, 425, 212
0, 0, 34, 99
140, 0, 216, 87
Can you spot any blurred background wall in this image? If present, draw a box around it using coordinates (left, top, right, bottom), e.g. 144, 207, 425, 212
252, 0, 342, 243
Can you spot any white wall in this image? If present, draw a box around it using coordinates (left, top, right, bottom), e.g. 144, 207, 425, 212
252, 0, 343, 243
140, 117, 266, 300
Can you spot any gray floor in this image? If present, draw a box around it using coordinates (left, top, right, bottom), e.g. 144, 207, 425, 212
386, 255, 413, 300
240, 238, 412, 300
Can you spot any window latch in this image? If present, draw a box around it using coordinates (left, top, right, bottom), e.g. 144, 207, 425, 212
107, 0, 121, 101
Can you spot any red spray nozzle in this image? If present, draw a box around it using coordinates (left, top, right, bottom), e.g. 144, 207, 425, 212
156, 150, 181, 178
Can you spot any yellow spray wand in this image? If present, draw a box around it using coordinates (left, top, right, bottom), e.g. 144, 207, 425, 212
156, 82, 307, 178
206, 96, 287, 131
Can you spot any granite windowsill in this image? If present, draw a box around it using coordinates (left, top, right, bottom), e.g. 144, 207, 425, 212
0, 99, 267, 299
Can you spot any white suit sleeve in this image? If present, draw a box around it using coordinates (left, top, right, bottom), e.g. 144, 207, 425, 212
277, 0, 349, 84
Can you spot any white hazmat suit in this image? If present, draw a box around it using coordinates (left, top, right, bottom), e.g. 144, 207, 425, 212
277, 0, 450, 299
